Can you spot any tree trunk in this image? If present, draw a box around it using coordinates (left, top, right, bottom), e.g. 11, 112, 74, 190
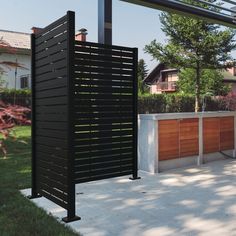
195, 63, 200, 112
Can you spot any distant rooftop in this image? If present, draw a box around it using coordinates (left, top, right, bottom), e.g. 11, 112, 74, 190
0, 29, 30, 50
222, 70, 236, 82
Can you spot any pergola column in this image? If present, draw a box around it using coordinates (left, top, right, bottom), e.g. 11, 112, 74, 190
98, 0, 112, 45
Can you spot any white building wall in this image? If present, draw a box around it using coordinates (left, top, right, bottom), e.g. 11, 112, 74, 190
0, 52, 31, 89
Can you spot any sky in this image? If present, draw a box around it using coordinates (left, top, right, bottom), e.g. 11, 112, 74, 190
0, 0, 234, 72
0, 0, 165, 72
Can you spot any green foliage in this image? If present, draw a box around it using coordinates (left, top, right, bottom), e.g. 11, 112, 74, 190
1, 88, 31, 96
145, 0, 236, 111
138, 93, 230, 114
138, 94, 168, 113
177, 68, 230, 96
138, 59, 149, 95
0, 89, 31, 107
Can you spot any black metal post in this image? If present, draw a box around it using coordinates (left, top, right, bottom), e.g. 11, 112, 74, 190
62, 11, 81, 223
28, 33, 41, 199
130, 48, 140, 180
98, 0, 112, 44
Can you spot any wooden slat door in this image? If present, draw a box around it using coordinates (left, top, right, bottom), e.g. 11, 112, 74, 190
180, 118, 199, 157
159, 120, 179, 160
220, 116, 234, 150
203, 118, 220, 154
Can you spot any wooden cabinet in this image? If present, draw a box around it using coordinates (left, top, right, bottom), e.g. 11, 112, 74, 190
203, 116, 234, 154
159, 118, 199, 161
158, 116, 234, 161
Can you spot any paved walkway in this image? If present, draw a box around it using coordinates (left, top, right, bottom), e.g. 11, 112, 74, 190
22, 159, 236, 236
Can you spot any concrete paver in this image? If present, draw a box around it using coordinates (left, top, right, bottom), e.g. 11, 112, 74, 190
21, 159, 236, 236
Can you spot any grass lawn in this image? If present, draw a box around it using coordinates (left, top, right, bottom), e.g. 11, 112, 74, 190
0, 126, 79, 236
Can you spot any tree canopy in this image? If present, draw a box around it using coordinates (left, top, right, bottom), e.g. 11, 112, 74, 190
138, 59, 149, 95
177, 68, 230, 96
145, 0, 236, 111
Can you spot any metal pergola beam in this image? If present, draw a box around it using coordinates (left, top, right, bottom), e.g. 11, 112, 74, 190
97, 0, 236, 45
120, 0, 236, 28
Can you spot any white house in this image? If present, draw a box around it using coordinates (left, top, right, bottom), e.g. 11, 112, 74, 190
0, 30, 31, 89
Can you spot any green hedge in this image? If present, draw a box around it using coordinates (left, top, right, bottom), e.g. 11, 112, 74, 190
1, 89, 31, 95
138, 94, 230, 114
0, 89, 31, 107
0, 89, 233, 113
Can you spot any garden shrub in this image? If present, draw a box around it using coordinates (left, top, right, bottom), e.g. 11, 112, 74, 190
0, 101, 31, 158
0, 89, 31, 107
138, 93, 235, 114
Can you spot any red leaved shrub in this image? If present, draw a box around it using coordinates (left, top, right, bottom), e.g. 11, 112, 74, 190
0, 100, 31, 158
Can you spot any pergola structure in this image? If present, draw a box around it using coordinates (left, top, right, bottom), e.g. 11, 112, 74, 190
98, 0, 236, 45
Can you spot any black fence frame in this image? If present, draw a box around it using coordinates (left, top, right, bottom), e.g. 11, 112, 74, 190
29, 11, 139, 222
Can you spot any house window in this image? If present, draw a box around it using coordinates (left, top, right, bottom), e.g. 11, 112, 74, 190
20, 75, 29, 89
162, 71, 177, 82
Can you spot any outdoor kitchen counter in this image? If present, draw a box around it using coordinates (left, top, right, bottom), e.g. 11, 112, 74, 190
138, 111, 236, 173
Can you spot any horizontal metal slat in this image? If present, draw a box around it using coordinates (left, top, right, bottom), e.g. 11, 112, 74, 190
35, 68, 67, 83
75, 111, 133, 119
35, 41, 67, 61
74, 58, 134, 69
39, 189, 68, 209
35, 14, 67, 39
74, 79, 133, 87
36, 59, 66, 76
75, 165, 133, 180
75, 123, 133, 131
35, 22, 67, 46
38, 166, 67, 185
75, 158, 133, 172
36, 50, 67, 68
74, 100, 133, 106
37, 150, 67, 165
36, 128, 67, 138
74, 53, 134, 64
74, 65, 133, 76
74, 45, 134, 58
75, 40, 135, 52
38, 173, 68, 193
36, 121, 67, 131
74, 72, 133, 81
35, 87, 67, 99
74, 141, 133, 153
74, 147, 133, 159
36, 33, 67, 53
75, 171, 132, 184
36, 105, 67, 114
74, 118, 133, 125
75, 110, 133, 117
35, 96, 67, 106
74, 86, 133, 94
36, 77, 67, 91
38, 181, 68, 203
75, 131, 133, 140
35, 136, 67, 148
74, 94, 133, 100
74, 136, 133, 145
38, 159, 67, 177
36, 114, 67, 122
75, 154, 132, 166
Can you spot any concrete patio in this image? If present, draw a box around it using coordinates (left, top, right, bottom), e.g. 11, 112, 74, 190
22, 159, 236, 236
